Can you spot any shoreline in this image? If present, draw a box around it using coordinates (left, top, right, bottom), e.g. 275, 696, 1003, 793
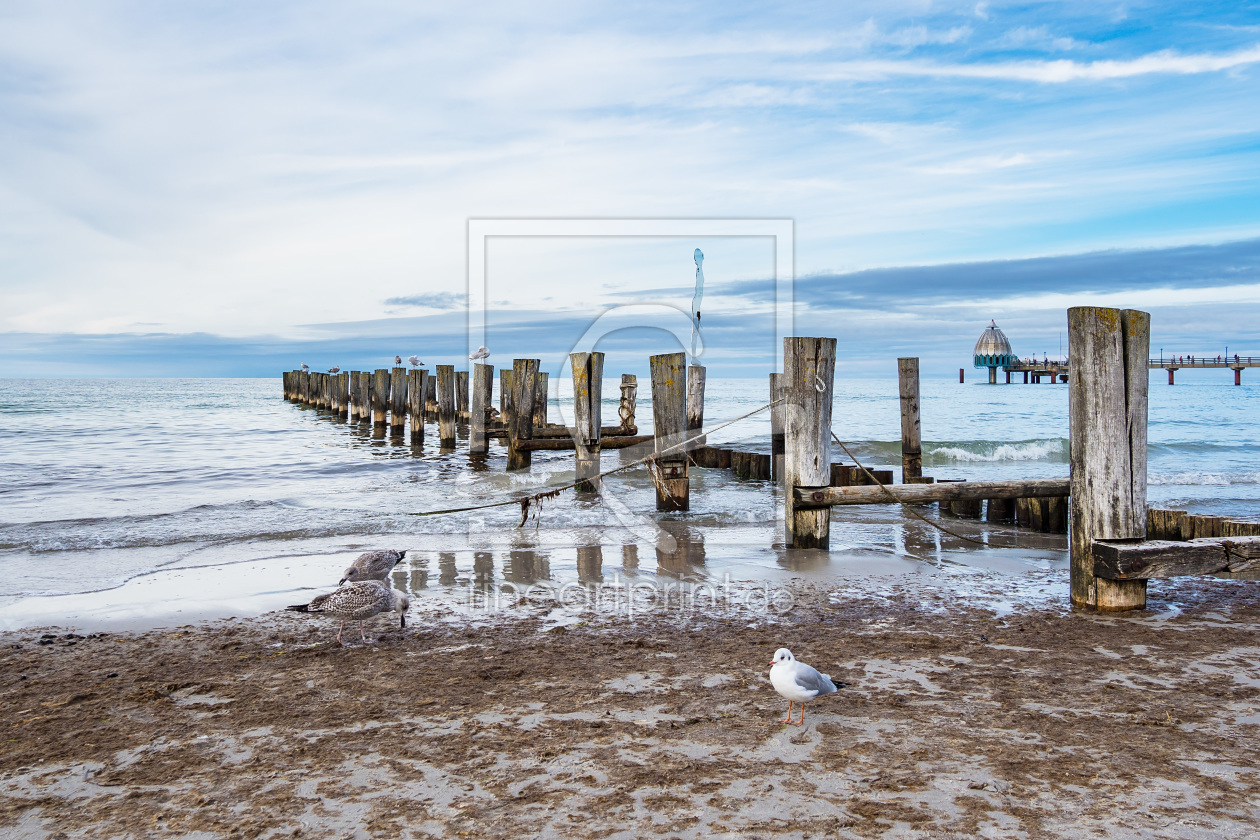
3, 577, 1259, 838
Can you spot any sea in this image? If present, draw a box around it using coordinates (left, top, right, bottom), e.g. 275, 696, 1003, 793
1, 374, 1256, 631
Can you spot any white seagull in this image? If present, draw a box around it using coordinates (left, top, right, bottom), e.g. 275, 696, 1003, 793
339, 549, 407, 585
301, 363, 309, 373
769, 648, 838, 726
469, 346, 489, 361
407, 355, 421, 368
286, 580, 410, 646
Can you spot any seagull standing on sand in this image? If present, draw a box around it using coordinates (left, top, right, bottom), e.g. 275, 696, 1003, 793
339, 549, 407, 585
769, 648, 838, 726
408, 355, 421, 368
469, 346, 489, 361
286, 580, 409, 646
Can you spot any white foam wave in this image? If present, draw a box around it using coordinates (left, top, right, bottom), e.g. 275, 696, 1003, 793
1148, 472, 1260, 486
928, 440, 1066, 463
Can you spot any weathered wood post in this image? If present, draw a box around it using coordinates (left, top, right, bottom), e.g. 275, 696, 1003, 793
500, 370, 513, 428
686, 364, 706, 455
770, 373, 785, 483
784, 337, 837, 548
571, 352, 604, 491
470, 363, 494, 455
436, 365, 456, 447
344, 371, 358, 421
339, 372, 351, 419
507, 359, 539, 471
356, 372, 371, 424
650, 352, 689, 511
389, 367, 407, 436
372, 369, 390, 438
299, 370, 310, 404
1069, 306, 1150, 611
898, 358, 923, 482
423, 375, 437, 422
455, 371, 469, 421
408, 369, 425, 442
618, 374, 637, 432
533, 372, 550, 429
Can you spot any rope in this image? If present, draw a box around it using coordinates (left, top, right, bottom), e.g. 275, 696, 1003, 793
408, 399, 783, 523
828, 431, 988, 547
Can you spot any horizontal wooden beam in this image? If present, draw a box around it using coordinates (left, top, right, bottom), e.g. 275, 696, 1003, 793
793, 477, 1069, 508
515, 434, 654, 452
532, 425, 638, 439
1093, 536, 1260, 580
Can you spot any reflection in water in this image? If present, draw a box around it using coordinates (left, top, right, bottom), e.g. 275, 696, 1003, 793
577, 545, 603, 583
438, 552, 458, 586
656, 522, 705, 577
622, 544, 639, 572
777, 546, 831, 573
504, 549, 550, 584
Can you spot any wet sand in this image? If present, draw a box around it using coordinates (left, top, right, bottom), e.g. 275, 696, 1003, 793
3, 574, 1260, 839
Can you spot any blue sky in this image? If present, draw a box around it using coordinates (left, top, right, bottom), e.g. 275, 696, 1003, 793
1, 1, 1258, 377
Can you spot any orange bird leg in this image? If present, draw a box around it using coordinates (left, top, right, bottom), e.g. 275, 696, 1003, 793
781, 701, 794, 724
795, 703, 806, 726
336, 620, 346, 646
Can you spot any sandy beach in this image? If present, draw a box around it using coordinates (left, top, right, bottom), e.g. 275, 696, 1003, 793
3, 573, 1259, 839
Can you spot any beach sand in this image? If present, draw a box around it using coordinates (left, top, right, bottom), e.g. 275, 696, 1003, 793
2, 575, 1259, 839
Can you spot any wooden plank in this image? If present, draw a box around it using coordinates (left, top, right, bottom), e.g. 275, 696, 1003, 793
770, 373, 785, 484
408, 370, 425, 442
1146, 508, 1187, 541
470, 363, 493, 455
650, 352, 689, 511
1093, 537, 1260, 579
784, 336, 836, 548
517, 434, 654, 452
686, 364, 705, 452
897, 357, 922, 482
455, 371, 469, 422
1224, 520, 1260, 537
1069, 306, 1150, 610
507, 359, 539, 471
795, 477, 1070, 508
1185, 514, 1225, 540
571, 352, 604, 491
533, 372, 550, 430
390, 367, 407, 433
436, 365, 456, 446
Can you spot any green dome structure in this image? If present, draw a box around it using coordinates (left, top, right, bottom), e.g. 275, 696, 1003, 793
974, 320, 1016, 384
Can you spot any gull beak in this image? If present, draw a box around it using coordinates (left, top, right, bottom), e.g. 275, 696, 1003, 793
338, 579, 347, 586
400, 614, 406, 629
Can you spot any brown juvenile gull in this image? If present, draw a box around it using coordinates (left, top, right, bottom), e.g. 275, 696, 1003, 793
287, 580, 410, 645
339, 549, 407, 585
769, 648, 838, 726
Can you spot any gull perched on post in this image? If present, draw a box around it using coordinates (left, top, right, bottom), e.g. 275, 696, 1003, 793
328, 366, 340, 374
469, 346, 489, 361
286, 580, 409, 646
408, 355, 421, 368
394, 355, 402, 366
301, 363, 309, 373
339, 549, 407, 585
769, 648, 838, 725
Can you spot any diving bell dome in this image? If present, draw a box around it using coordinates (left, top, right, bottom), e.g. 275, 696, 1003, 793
973, 320, 1015, 368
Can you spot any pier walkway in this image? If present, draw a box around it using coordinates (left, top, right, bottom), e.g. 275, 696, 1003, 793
1000, 356, 1258, 384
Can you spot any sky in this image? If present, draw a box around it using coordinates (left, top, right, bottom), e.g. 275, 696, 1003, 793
1, 1, 1258, 377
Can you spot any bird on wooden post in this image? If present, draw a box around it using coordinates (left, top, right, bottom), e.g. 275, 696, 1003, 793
470, 346, 490, 361
301, 363, 309, 373
408, 355, 421, 368
394, 355, 402, 366
329, 366, 340, 374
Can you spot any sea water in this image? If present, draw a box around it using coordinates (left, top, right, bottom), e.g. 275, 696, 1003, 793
0, 374, 1255, 630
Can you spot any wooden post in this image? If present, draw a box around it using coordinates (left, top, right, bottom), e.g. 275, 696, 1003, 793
649, 352, 689, 511
456, 371, 470, 421
507, 359, 539, 471
1069, 307, 1150, 610
344, 371, 358, 421
339, 372, 350, 419
500, 370, 513, 429
372, 369, 390, 438
533, 372, 550, 429
959, 368, 964, 384
436, 365, 456, 446
571, 352, 604, 491
769, 373, 785, 484
470, 363, 493, 455
686, 365, 705, 455
408, 369, 425, 442
357, 372, 371, 424
784, 337, 837, 548
618, 374, 637, 432
897, 358, 922, 483
390, 367, 407, 435
423, 375, 437, 422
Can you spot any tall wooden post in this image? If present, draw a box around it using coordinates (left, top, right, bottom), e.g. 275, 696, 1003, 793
423, 375, 437, 422
784, 337, 837, 549
898, 358, 923, 482
436, 365, 456, 447
372, 369, 390, 438
470, 363, 494, 455
618, 374, 637, 432
571, 352, 604, 491
1069, 307, 1149, 611
389, 367, 407, 435
408, 369, 425, 442
770, 373, 785, 483
500, 370, 513, 429
344, 371, 358, 421
357, 372, 371, 424
686, 365, 706, 454
533, 372, 550, 429
650, 352, 689, 511
339, 372, 350, 419
455, 371, 470, 421
507, 359, 539, 471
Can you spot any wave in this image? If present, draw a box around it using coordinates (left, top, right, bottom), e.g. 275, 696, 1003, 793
926, 439, 1068, 463
1148, 472, 1260, 486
